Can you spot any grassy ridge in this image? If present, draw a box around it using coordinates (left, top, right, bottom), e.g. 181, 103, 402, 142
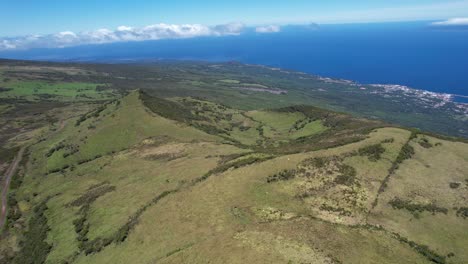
0, 61, 467, 264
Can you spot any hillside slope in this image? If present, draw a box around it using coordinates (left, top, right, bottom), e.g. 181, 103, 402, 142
1, 92, 467, 264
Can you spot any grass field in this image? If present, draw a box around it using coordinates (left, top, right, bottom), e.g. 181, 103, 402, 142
0, 80, 114, 101
67, 127, 435, 264
369, 135, 468, 264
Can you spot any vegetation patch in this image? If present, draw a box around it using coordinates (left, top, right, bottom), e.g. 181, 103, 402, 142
374, 136, 416, 206
75, 102, 111, 126
266, 169, 296, 183
47, 164, 71, 174
358, 143, 385, 161
144, 152, 186, 161
388, 197, 448, 217
0, 87, 13, 92
6, 193, 22, 228
301, 157, 328, 168
393, 233, 447, 264
0, 146, 20, 162
334, 164, 357, 186
391, 143, 415, 173
140, 90, 202, 124
319, 204, 352, 216
114, 190, 177, 244
69, 185, 116, 207
67, 184, 116, 255
195, 154, 274, 183
455, 207, 468, 219
45, 140, 66, 157
216, 153, 249, 165
418, 137, 433, 148
14, 200, 52, 264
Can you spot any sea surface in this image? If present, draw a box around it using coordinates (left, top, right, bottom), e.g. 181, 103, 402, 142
2, 21, 468, 98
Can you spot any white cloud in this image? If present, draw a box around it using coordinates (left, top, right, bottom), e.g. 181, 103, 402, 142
0, 40, 16, 50
117, 26, 133, 31
431, 17, 468, 26
255, 25, 281, 33
0, 22, 246, 51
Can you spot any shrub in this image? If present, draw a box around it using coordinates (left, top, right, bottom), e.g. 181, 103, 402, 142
334, 164, 357, 186
75, 114, 88, 126
302, 157, 328, 168
217, 153, 248, 165
69, 185, 116, 207
139, 90, 203, 124
319, 204, 351, 216
77, 154, 103, 165
10, 170, 24, 190
449, 182, 460, 189
358, 144, 385, 161
45, 141, 66, 157
393, 233, 446, 264
267, 169, 296, 183
381, 138, 394, 143
196, 155, 273, 183
419, 138, 433, 148
388, 143, 415, 175
389, 197, 448, 216
47, 164, 70, 174
7, 193, 21, 224
14, 200, 52, 264
70, 185, 116, 254
456, 207, 468, 219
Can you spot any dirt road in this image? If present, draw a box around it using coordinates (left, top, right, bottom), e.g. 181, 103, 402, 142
0, 147, 25, 229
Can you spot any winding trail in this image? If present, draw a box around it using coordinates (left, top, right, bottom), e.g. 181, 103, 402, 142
0, 146, 25, 229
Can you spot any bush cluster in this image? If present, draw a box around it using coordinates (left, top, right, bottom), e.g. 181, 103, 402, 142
381, 138, 394, 143
69, 184, 116, 255
14, 201, 52, 264
334, 164, 357, 186
358, 144, 385, 161
62, 144, 79, 158
77, 154, 103, 165
319, 204, 351, 216
47, 164, 70, 174
45, 141, 66, 157
7, 193, 21, 225
418, 137, 433, 148
69, 185, 116, 207
75, 104, 108, 126
387, 143, 415, 176
389, 197, 448, 216
197, 155, 273, 183
393, 233, 446, 264
302, 157, 327, 168
266, 169, 296, 183
456, 207, 468, 219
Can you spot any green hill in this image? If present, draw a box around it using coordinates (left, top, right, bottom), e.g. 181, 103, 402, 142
0, 60, 467, 264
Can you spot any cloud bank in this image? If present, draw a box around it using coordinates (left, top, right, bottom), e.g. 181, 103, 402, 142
255, 25, 281, 33
431, 17, 468, 26
0, 23, 245, 51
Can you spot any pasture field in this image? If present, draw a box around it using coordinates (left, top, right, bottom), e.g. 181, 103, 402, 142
0, 80, 114, 101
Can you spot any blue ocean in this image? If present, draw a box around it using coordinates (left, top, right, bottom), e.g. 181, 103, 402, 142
2, 21, 468, 98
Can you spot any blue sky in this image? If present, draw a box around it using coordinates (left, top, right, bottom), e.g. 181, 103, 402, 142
2, 0, 468, 36
1, 0, 468, 51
